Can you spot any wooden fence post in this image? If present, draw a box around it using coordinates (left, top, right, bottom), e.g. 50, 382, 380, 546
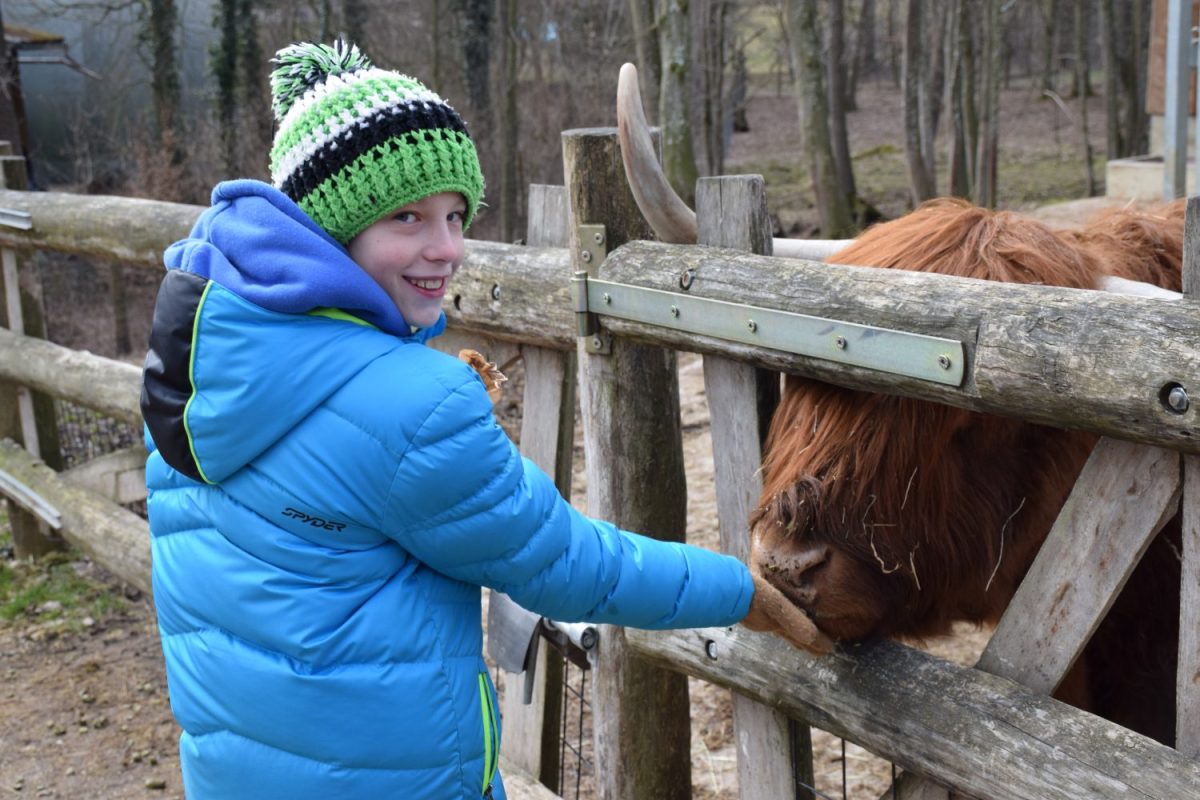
497, 184, 574, 789
0, 146, 64, 558
1178, 194, 1200, 758
563, 128, 692, 800
695, 175, 817, 799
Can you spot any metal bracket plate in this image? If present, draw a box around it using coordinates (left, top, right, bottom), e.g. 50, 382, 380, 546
583, 277, 966, 386
574, 224, 611, 354
0, 468, 62, 530
0, 208, 32, 231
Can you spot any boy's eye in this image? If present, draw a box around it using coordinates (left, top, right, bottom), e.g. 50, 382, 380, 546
394, 211, 418, 223
448, 210, 466, 223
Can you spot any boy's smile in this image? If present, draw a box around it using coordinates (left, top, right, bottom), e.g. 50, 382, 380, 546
347, 192, 467, 329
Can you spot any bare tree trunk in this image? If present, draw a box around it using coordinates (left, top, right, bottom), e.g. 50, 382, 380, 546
238, 0, 271, 167
1123, 0, 1149, 156
497, 0, 519, 242
212, 0, 267, 177
1073, 0, 1097, 195
904, 0, 935, 203
731, 42, 749, 132
1038, 0, 1058, 92
849, 0, 877, 102
784, 0, 855, 236
432, 0, 442, 90
213, 0, 238, 174
828, 0, 857, 202
455, 0, 493, 119
149, 0, 181, 162
1100, 0, 1121, 160
1069, 0, 1091, 99
919, 0, 946, 185
887, 0, 901, 86
946, 0, 970, 198
342, 0, 368, 51
962, 0, 978, 182
975, 0, 1001, 207
659, 0, 699, 206
628, 0, 663, 121
697, 0, 729, 177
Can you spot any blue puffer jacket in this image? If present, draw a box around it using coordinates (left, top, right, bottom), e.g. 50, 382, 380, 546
141, 181, 755, 799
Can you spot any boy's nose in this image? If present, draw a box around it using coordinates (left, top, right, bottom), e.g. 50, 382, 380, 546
423, 223, 464, 262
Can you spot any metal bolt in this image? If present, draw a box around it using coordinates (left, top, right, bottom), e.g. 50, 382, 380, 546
602, 293, 611, 305
580, 249, 592, 263
835, 336, 847, 350
670, 305, 680, 318
490, 284, 501, 301
592, 231, 605, 245
747, 319, 758, 332
937, 354, 952, 370
705, 640, 718, 660
1167, 385, 1191, 414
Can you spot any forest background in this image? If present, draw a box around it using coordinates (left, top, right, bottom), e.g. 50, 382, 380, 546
0, 0, 1159, 245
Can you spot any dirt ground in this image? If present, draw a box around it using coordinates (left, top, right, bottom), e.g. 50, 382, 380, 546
0, 77, 1113, 799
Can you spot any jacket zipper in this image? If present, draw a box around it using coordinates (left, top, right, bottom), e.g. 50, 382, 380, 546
478, 672, 499, 796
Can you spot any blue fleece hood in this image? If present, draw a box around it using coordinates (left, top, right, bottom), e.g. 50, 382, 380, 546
164, 180, 445, 340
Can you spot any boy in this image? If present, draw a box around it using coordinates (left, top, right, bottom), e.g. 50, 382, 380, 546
141, 40, 821, 799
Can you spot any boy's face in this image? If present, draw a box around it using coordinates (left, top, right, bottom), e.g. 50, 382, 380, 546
347, 192, 468, 329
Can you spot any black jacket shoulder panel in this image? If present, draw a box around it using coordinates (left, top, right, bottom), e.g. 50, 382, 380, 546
141, 270, 209, 483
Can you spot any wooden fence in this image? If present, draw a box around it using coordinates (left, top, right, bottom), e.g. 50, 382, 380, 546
1, 127, 1199, 800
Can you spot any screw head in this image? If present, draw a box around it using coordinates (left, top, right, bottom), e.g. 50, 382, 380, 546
670, 305, 680, 318
937, 354, 952, 370
835, 336, 847, 350
1167, 385, 1191, 414
747, 319, 758, 332
705, 640, 718, 660
490, 283, 501, 301
580, 249, 592, 263
602, 293, 611, 305
592, 231, 605, 245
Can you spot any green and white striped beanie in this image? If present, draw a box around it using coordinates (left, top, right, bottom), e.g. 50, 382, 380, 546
268, 40, 485, 244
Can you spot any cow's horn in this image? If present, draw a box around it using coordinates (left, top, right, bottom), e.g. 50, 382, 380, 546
617, 62, 698, 244
617, 63, 858, 261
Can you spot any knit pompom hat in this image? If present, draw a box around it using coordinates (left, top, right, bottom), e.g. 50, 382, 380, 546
268, 40, 485, 244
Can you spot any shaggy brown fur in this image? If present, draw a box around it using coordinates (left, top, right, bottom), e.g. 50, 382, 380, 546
752, 198, 1183, 744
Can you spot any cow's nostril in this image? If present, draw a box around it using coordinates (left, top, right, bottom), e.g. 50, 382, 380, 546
760, 544, 830, 606
792, 544, 830, 574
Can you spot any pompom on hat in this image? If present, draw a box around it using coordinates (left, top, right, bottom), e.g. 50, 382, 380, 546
268, 40, 484, 244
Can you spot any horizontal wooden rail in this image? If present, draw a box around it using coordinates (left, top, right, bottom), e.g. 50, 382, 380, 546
0, 438, 151, 594
0, 189, 577, 350
3, 189, 1199, 452
0, 188, 200, 268
626, 625, 1200, 800
0, 327, 141, 425
601, 241, 1200, 454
